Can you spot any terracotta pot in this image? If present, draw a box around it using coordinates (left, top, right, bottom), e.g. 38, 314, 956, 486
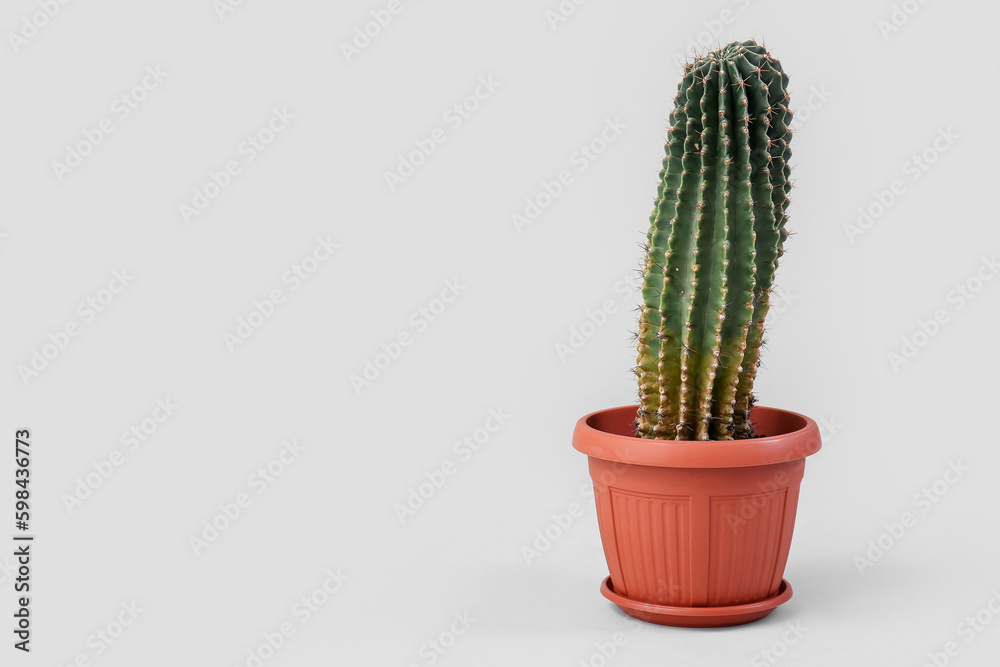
572, 404, 821, 627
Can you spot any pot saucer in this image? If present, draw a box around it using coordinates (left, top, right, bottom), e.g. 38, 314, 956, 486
600, 577, 793, 628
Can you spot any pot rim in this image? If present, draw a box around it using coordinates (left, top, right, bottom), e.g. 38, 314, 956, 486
572, 404, 821, 468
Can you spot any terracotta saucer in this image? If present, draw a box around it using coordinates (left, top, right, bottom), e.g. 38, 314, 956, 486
600, 577, 793, 628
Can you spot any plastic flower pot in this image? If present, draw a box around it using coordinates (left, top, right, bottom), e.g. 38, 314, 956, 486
572, 404, 821, 627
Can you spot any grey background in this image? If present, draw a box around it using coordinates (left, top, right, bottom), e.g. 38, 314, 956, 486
2, 0, 999, 664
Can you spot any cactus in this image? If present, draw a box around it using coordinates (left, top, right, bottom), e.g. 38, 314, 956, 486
635, 40, 793, 441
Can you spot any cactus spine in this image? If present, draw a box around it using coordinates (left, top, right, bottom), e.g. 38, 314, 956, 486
635, 40, 793, 441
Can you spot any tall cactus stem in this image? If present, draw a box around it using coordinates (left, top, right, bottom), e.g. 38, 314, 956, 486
635, 40, 793, 441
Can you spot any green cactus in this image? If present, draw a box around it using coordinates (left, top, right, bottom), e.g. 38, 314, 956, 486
635, 40, 793, 441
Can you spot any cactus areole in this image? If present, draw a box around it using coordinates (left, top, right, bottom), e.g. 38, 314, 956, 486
635, 40, 793, 441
